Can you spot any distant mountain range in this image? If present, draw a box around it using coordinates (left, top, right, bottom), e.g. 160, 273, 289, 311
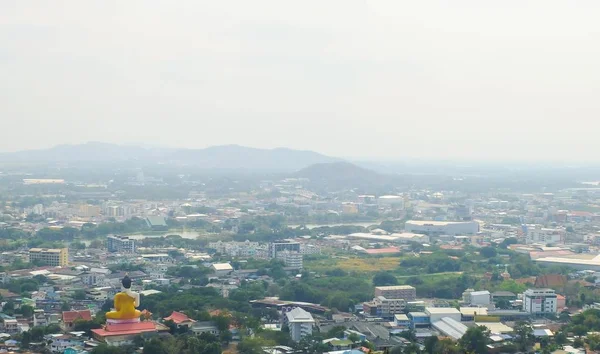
0, 142, 342, 171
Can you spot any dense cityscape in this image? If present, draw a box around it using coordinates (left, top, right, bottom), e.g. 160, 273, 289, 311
1, 145, 600, 354
3, 1, 600, 353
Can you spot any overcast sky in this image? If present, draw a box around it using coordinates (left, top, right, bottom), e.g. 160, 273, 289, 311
1, 1, 599, 161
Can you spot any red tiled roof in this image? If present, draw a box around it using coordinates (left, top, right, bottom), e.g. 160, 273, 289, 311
92, 322, 157, 337
0, 289, 19, 298
364, 247, 400, 254
163, 311, 195, 324
535, 274, 567, 288
62, 310, 92, 323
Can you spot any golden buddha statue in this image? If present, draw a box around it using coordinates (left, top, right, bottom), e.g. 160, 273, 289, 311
106, 274, 142, 321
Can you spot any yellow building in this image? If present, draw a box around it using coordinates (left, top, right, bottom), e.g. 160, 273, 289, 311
342, 203, 359, 214
78, 204, 101, 217
29, 248, 69, 266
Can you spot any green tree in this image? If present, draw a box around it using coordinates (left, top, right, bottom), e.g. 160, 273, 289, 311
424, 336, 439, 354
459, 326, 490, 354
348, 333, 360, 343
142, 338, 167, 354
18, 304, 34, 318
238, 337, 275, 354
479, 247, 497, 258
372, 271, 398, 286
327, 326, 347, 339
513, 322, 534, 351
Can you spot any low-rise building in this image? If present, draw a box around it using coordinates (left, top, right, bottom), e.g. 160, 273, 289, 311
29, 248, 69, 266
211, 263, 234, 277
523, 289, 558, 314
374, 286, 416, 301
425, 307, 461, 323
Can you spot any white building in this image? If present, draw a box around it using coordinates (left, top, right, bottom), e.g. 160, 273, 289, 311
107, 235, 136, 253
208, 240, 260, 258
276, 250, 303, 269
284, 307, 315, 342
525, 225, 565, 245
372, 296, 407, 316
425, 307, 462, 323
211, 263, 234, 277
523, 289, 558, 314
464, 290, 491, 306
404, 220, 479, 236
299, 244, 321, 255
378, 195, 405, 209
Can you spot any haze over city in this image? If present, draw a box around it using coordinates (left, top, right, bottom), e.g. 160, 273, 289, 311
2, 1, 600, 161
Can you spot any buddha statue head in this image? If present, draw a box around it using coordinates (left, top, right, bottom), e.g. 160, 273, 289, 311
122, 274, 132, 289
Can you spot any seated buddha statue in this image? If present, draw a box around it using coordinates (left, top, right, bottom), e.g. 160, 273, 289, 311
106, 274, 142, 322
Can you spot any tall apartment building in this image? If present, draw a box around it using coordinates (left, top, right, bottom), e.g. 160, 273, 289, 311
374, 285, 416, 301
29, 248, 69, 266
107, 235, 136, 253
276, 250, 303, 269
269, 241, 301, 258
523, 289, 558, 314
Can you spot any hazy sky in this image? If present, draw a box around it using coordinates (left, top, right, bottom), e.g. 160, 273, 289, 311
1, 1, 600, 160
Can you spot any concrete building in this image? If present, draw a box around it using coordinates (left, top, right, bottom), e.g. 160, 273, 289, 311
526, 225, 565, 245
408, 312, 430, 329
404, 220, 479, 236
374, 286, 416, 301
29, 248, 68, 266
269, 241, 301, 258
523, 289, 558, 314
284, 307, 315, 342
107, 235, 136, 253
425, 307, 462, 324
78, 204, 101, 218
370, 296, 406, 317
394, 314, 410, 328
211, 263, 234, 277
378, 195, 405, 209
463, 290, 491, 306
276, 250, 303, 269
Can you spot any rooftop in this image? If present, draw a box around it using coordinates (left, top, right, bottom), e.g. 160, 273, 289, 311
285, 307, 315, 323
375, 285, 415, 291
425, 307, 461, 315
406, 220, 477, 226
164, 311, 196, 325
212, 263, 234, 271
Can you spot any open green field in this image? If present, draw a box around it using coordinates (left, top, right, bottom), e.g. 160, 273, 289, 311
305, 255, 403, 273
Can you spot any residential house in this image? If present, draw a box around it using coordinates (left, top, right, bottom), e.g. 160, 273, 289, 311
191, 321, 220, 336
164, 311, 196, 328
62, 310, 92, 331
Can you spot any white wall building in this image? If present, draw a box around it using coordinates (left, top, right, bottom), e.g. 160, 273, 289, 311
285, 307, 315, 342
405, 220, 479, 236
372, 296, 407, 316
211, 263, 234, 277
523, 289, 558, 314
468, 290, 491, 306
276, 250, 303, 269
525, 225, 565, 245
425, 307, 462, 323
